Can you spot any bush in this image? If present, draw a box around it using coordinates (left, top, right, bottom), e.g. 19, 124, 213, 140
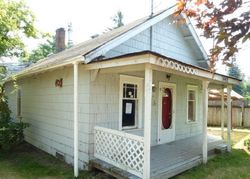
244, 139, 250, 151
0, 85, 29, 150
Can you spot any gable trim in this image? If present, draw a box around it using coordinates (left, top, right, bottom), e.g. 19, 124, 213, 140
84, 5, 177, 63
181, 14, 209, 64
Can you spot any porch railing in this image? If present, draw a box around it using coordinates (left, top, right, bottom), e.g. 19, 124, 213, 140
94, 126, 144, 178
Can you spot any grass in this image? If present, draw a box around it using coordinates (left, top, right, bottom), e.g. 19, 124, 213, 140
207, 128, 250, 145
0, 143, 110, 179
173, 149, 250, 179
0, 128, 249, 179
173, 128, 250, 179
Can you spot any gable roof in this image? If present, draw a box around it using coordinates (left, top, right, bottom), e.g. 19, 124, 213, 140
12, 4, 208, 78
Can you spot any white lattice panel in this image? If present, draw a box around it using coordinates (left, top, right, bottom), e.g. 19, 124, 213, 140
94, 126, 144, 178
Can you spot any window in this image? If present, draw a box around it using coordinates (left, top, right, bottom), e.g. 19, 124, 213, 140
187, 85, 198, 122
17, 89, 21, 117
119, 75, 142, 130
122, 83, 138, 127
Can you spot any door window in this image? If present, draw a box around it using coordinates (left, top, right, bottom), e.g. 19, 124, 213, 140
162, 88, 172, 129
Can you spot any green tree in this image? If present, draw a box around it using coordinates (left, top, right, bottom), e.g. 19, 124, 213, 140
176, 0, 250, 71
242, 80, 250, 100
23, 36, 56, 63
228, 63, 244, 94
0, 0, 38, 58
113, 10, 124, 28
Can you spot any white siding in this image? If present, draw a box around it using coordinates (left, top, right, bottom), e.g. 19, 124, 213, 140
152, 71, 203, 145
88, 70, 203, 147
5, 65, 91, 169
105, 17, 202, 66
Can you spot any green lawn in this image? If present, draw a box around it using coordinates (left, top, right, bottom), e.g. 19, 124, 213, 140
173, 128, 250, 179
0, 129, 249, 179
0, 143, 110, 179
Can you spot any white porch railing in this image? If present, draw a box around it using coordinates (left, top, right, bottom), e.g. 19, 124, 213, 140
94, 126, 144, 178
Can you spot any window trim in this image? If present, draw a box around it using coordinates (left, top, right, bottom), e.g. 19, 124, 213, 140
186, 85, 198, 123
119, 75, 143, 130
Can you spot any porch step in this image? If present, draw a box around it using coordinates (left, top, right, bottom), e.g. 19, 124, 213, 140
90, 159, 140, 179
151, 156, 202, 179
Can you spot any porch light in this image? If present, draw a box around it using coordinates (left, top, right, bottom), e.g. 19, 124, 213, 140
166, 74, 171, 81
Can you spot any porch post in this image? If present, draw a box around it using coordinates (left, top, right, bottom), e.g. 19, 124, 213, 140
73, 61, 79, 177
221, 88, 225, 139
143, 64, 152, 179
227, 85, 232, 152
202, 80, 209, 164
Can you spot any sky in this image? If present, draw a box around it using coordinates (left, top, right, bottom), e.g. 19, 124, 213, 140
23, 0, 250, 77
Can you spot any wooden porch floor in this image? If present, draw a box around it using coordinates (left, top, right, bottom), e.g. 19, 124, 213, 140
150, 134, 226, 178
91, 134, 227, 179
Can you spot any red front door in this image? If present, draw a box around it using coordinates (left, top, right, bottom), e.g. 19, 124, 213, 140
162, 88, 172, 129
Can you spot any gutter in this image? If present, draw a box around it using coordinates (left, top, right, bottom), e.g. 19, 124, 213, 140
4, 55, 85, 82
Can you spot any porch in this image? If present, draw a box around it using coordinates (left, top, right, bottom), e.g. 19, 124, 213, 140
80, 52, 239, 178
92, 126, 226, 179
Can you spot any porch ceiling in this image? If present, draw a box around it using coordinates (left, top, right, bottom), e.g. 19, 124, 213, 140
83, 51, 240, 85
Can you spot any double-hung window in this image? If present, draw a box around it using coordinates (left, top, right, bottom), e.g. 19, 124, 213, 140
119, 75, 142, 130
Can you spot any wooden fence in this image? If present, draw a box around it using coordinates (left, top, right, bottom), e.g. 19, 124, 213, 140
208, 106, 250, 128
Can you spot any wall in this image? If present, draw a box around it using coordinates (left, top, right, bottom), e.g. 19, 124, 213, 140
5, 65, 91, 169
105, 17, 202, 67
152, 71, 203, 143
88, 70, 203, 149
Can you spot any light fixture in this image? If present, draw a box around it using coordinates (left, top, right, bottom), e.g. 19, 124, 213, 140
166, 74, 171, 81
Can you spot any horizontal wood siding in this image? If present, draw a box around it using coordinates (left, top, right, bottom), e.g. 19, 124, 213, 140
5, 65, 91, 169
88, 73, 120, 158
88, 70, 203, 147
105, 17, 202, 67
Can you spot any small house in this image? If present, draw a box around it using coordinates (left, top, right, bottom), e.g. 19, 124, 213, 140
5, 6, 240, 179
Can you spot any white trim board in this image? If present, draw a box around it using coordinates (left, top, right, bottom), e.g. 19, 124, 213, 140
157, 82, 176, 144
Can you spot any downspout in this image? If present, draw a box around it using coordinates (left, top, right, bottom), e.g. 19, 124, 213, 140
73, 61, 79, 177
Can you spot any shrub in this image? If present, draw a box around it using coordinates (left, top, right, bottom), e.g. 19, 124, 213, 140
244, 139, 250, 151
0, 84, 29, 150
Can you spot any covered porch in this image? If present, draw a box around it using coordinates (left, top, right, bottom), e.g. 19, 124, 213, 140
80, 51, 239, 178
92, 127, 226, 179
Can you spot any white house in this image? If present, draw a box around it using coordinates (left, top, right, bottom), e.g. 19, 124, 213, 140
5, 5, 240, 179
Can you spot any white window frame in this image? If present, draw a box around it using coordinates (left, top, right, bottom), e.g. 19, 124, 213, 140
119, 75, 143, 130
186, 85, 198, 123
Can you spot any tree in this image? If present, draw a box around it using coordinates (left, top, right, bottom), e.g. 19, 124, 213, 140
0, 0, 38, 58
228, 62, 244, 94
113, 10, 124, 28
99, 11, 125, 37
23, 36, 56, 63
175, 0, 250, 72
242, 79, 250, 100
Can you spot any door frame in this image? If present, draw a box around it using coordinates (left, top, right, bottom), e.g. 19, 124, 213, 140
157, 82, 176, 144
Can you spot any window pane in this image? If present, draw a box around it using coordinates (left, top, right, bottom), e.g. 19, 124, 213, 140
188, 90, 195, 100
122, 99, 137, 127
188, 101, 196, 121
123, 83, 137, 98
